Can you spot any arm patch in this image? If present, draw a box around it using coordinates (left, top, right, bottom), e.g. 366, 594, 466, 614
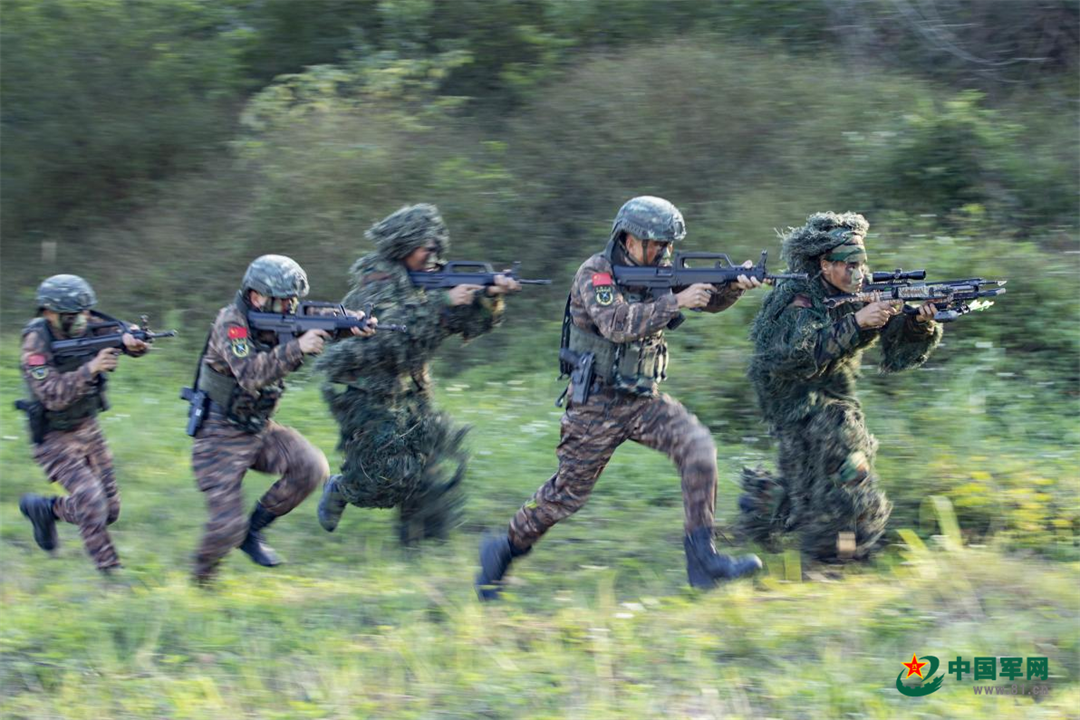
227, 326, 248, 340
591, 272, 613, 287
26, 354, 47, 367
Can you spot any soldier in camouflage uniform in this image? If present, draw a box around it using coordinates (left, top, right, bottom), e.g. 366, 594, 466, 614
188, 255, 373, 583
737, 212, 942, 562
17, 275, 149, 573
315, 204, 520, 545
476, 196, 764, 599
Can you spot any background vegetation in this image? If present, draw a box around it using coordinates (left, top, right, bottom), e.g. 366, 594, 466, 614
1, 1, 1077, 717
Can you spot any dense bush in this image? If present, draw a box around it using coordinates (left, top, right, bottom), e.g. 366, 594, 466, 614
0, 0, 248, 238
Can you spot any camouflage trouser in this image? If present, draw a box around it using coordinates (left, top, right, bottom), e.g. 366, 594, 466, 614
509, 385, 717, 550
741, 400, 892, 561
191, 416, 328, 578
32, 419, 121, 570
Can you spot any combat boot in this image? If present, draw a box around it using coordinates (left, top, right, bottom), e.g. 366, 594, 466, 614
239, 503, 282, 567
317, 475, 347, 532
475, 533, 530, 601
19, 494, 58, 552
684, 526, 762, 589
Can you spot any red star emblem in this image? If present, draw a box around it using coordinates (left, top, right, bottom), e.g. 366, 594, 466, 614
902, 653, 928, 679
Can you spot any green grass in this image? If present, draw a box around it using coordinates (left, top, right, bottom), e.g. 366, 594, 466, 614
1, 343, 1077, 719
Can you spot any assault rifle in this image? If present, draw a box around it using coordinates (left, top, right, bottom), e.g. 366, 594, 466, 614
612, 251, 807, 290
247, 301, 406, 344
408, 261, 551, 290
823, 269, 1007, 322
50, 314, 177, 361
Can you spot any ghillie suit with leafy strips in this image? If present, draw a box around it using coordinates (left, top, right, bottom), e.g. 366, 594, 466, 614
738, 212, 942, 561
316, 205, 504, 544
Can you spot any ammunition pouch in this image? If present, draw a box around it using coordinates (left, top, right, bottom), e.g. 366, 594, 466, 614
43, 387, 108, 431
567, 323, 667, 397
197, 365, 282, 434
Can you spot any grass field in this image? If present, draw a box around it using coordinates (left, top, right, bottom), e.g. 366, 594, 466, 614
1, 342, 1077, 719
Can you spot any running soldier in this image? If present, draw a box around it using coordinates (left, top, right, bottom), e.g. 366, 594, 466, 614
737, 212, 942, 562
476, 196, 763, 598
17, 275, 150, 573
187, 255, 373, 583
316, 204, 520, 544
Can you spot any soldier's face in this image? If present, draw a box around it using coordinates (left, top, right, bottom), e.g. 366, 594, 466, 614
405, 244, 439, 271
625, 234, 670, 266
820, 258, 866, 293
45, 309, 90, 337
269, 297, 299, 314
248, 291, 297, 313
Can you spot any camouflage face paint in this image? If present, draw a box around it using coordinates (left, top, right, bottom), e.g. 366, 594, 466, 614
269, 297, 299, 314
55, 312, 89, 337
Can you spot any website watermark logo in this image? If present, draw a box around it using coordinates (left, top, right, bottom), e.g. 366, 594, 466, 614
895, 654, 1049, 698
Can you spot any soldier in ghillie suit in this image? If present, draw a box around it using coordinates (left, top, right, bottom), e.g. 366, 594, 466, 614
17, 275, 149, 573
737, 212, 942, 562
188, 255, 373, 583
315, 204, 520, 544
476, 196, 764, 599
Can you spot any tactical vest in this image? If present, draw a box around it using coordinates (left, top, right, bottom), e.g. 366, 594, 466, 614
194, 303, 285, 434
564, 285, 669, 397
22, 318, 109, 431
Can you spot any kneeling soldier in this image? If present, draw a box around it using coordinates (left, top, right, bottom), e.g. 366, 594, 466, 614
18, 274, 149, 573
188, 255, 371, 583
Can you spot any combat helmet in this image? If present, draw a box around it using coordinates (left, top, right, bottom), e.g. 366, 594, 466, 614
367, 204, 450, 261
241, 255, 310, 298
36, 274, 97, 313
609, 196, 687, 246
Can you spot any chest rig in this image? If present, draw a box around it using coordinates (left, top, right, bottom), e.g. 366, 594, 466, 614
559, 254, 672, 401
194, 299, 286, 434
21, 318, 110, 432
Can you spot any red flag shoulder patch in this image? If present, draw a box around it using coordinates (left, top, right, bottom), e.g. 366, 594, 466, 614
227, 326, 248, 340
26, 354, 47, 367
591, 272, 613, 287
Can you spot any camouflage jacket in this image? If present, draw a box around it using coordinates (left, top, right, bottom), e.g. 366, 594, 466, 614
21, 313, 146, 414
570, 252, 743, 343
316, 254, 504, 398
749, 277, 943, 426
201, 298, 304, 399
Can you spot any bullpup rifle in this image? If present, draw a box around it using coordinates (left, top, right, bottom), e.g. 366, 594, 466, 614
247, 301, 406, 344
409, 261, 551, 289
612, 251, 807, 290
50, 314, 177, 360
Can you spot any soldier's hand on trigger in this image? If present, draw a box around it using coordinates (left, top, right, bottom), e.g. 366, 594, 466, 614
486, 273, 522, 296
90, 347, 120, 375
855, 300, 901, 329
675, 283, 713, 310
345, 309, 377, 337
298, 328, 331, 355
448, 284, 483, 306
733, 260, 764, 290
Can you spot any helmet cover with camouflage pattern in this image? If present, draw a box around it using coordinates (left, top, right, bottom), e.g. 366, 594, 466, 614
781, 212, 869, 277
36, 274, 97, 313
241, 255, 310, 298
368, 204, 450, 261
609, 196, 687, 245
